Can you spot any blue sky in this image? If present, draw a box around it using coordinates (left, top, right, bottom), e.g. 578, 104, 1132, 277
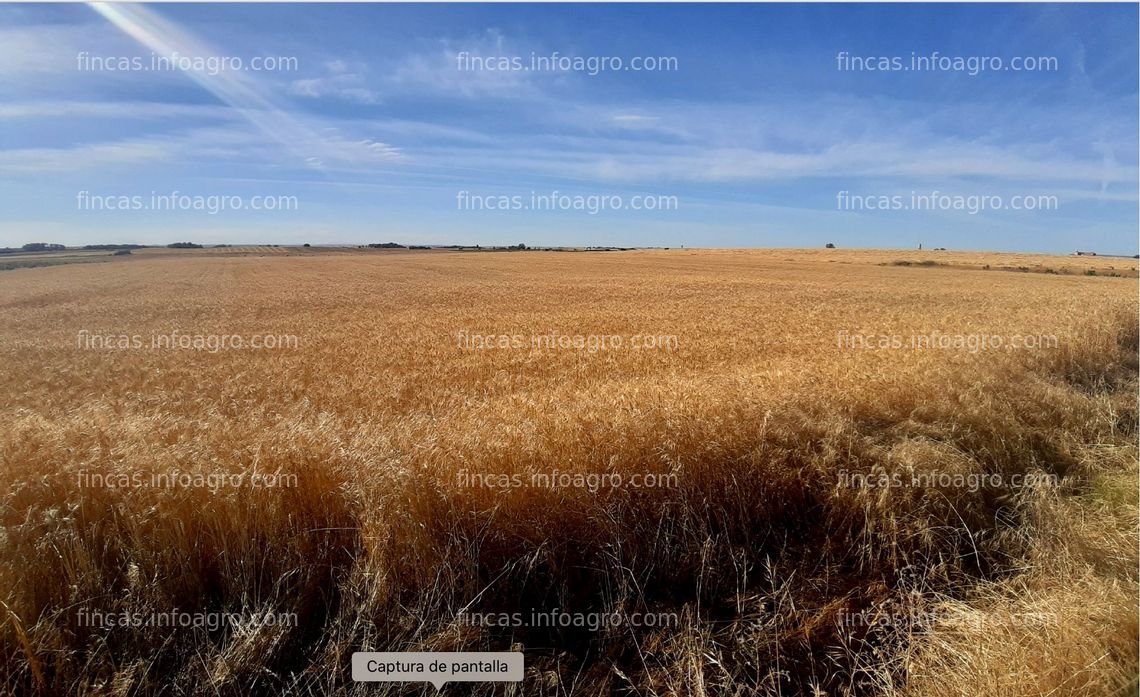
0, 3, 1136, 253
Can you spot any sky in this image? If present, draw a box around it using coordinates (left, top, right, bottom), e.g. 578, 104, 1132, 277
0, 3, 1136, 253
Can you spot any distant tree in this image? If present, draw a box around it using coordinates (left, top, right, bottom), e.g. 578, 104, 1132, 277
22, 242, 65, 252
825, 243, 836, 249
167, 242, 203, 249
303, 243, 311, 247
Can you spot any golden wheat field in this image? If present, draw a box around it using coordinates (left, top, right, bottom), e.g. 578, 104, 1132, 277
0, 248, 1136, 696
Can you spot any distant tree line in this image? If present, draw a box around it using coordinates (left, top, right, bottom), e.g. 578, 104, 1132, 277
0, 242, 67, 253
1, 242, 156, 254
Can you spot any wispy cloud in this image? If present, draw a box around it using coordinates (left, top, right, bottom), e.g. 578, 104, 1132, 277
288, 60, 381, 104
386, 30, 546, 98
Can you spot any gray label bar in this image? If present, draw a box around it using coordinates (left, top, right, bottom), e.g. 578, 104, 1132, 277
352, 651, 524, 689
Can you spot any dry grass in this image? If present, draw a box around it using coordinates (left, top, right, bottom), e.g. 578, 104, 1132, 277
0, 249, 1135, 696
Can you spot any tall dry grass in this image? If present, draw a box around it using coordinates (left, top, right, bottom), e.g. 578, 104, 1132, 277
0, 249, 1135, 695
